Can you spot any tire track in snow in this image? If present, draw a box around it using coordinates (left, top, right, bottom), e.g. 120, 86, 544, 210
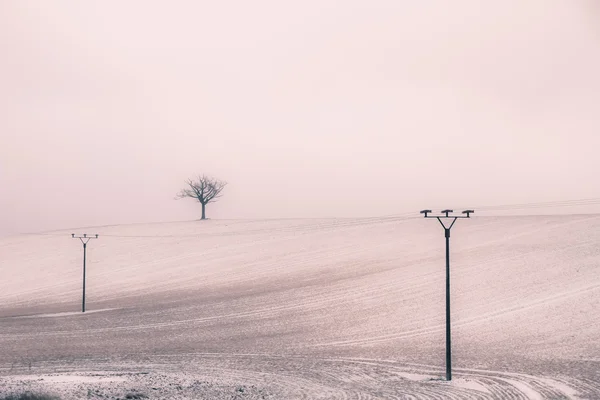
1, 352, 593, 399
137, 353, 592, 399
310, 281, 600, 347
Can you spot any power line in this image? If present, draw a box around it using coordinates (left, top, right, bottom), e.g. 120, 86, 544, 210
474, 198, 600, 211
14, 197, 600, 239
383, 198, 600, 219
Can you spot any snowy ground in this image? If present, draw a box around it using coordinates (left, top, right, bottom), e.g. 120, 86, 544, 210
1, 215, 599, 399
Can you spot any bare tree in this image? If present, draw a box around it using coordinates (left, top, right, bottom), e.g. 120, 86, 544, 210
176, 175, 227, 220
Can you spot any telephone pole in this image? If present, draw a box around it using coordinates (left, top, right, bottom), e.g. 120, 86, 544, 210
420, 209, 473, 381
71, 233, 99, 312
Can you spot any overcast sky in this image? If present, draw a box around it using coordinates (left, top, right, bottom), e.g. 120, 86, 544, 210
1, 1, 599, 235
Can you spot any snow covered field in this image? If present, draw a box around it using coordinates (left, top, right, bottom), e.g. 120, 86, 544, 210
1, 215, 599, 399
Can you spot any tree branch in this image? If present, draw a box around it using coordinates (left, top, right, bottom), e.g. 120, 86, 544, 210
175, 175, 227, 205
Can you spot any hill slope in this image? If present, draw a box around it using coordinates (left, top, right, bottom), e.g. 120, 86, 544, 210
1, 215, 599, 399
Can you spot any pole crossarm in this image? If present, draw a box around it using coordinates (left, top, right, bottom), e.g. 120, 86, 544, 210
420, 209, 474, 381
420, 209, 474, 219
423, 215, 471, 219
72, 233, 99, 242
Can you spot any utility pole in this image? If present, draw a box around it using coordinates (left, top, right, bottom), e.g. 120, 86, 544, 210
420, 209, 473, 381
71, 233, 99, 312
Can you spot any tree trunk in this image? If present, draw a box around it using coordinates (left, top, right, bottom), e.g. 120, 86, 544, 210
201, 202, 206, 220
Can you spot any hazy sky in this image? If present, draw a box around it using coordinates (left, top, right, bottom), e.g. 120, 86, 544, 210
1, 1, 599, 235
